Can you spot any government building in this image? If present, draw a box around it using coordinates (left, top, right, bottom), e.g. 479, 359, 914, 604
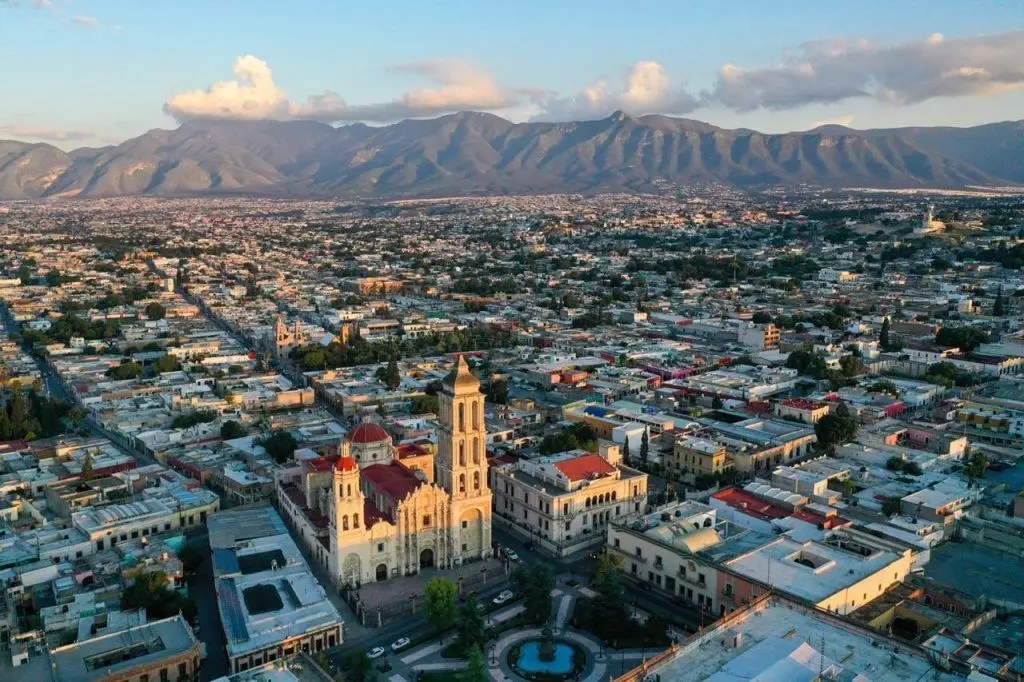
277, 356, 493, 586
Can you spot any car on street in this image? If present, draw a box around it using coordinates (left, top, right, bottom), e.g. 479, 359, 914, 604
492, 589, 514, 605
504, 548, 519, 562
368, 647, 386, 659
391, 637, 410, 651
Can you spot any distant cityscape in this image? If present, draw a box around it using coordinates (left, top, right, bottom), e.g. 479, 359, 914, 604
0, 189, 1022, 682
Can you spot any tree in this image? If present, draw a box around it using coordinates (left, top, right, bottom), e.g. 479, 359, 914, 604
639, 429, 650, 463
261, 430, 298, 463
512, 564, 554, 624
486, 378, 508, 404
964, 450, 988, 479
105, 362, 142, 380
455, 595, 487, 655
839, 354, 865, 379
711, 395, 724, 409
868, 380, 899, 397
814, 403, 858, 452
145, 302, 167, 321
622, 437, 631, 462
121, 570, 196, 622
993, 285, 1006, 317
935, 326, 988, 352
410, 394, 439, 414
45, 269, 63, 287
885, 456, 904, 471
880, 316, 891, 349
751, 311, 772, 324
465, 645, 488, 682
378, 358, 401, 391
80, 451, 95, 481
903, 461, 923, 476
220, 420, 247, 440
591, 550, 623, 583
424, 578, 459, 636
342, 651, 373, 682
155, 354, 181, 373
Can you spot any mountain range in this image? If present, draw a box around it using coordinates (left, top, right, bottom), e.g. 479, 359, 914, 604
1, 111, 1022, 200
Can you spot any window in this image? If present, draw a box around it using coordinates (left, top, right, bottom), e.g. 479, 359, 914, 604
472, 401, 479, 429
423, 515, 432, 527
723, 583, 733, 596
635, 547, 642, 557
462, 543, 468, 551
377, 543, 384, 552
473, 472, 480, 490
141, 675, 149, 682
462, 520, 468, 529
458, 403, 465, 431
459, 442, 466, 466
563, 503, 569, 515
566, 521, 572, 531
353, 513, 359, 528
131, 530, 139, 539
164, 522, 171, 531
614, 538, 620, 548
698, 573, 705, 585
160, 669, 169, 682
472, 437, 480, 464
342, 516, 349, 530
459, 474, 466, 492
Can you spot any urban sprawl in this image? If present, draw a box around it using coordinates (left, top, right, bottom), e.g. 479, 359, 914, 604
1, 191, 1023, 682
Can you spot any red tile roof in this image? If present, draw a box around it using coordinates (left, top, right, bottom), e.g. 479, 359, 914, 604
336, 455, 358, 472
553, 453, 616, 482
347, 422, 391, 444
397, 443, 428, 459
362, 462, 423, 502
711, 487, 790, 521
306, 456, 339, 472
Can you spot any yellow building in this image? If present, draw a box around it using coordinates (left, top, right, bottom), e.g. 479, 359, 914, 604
670, 436, 731, 477
277, 355, 493, 585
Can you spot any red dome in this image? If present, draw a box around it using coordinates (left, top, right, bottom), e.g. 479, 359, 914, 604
347, 422, 391, 444
336, 455, 358, 472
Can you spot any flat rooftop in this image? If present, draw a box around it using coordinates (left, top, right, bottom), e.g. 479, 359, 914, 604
50, 614, 197, 682
644, 596, 960, 682
725, 536, 903, 604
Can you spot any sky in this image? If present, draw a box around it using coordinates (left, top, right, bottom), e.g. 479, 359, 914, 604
1, 0, 1023, 148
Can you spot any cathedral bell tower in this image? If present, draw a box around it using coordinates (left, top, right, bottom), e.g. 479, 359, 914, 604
437, 355, 492, 562
332, 454, 364, 585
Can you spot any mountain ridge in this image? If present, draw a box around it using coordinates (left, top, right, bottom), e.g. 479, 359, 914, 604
1, 111, 1022, 200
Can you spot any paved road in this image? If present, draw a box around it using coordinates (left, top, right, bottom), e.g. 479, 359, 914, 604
184, 529, 231, 681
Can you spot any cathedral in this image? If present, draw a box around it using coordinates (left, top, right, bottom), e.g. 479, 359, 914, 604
276, 356, 493, 586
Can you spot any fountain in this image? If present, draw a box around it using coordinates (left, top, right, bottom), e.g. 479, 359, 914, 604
508, 628, 586, 680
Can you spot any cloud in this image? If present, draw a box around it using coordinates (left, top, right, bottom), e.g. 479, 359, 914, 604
71, 15, 99, 27
0, 0, 54, 7
809, 115, 856, 129
166, 56, 519, 123
531, 61, 698, 121
703, 31, 1024, 111
0, 124, 94, 142
164, 55, 292, 121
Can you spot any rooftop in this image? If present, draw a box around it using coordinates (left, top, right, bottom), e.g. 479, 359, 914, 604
641, 595, 960, 682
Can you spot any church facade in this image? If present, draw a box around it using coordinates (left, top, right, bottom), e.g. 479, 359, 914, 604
276, 356, 493, 586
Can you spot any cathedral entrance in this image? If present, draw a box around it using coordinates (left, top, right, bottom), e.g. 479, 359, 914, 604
375, 564, 388, 582
420, 548, 434, 569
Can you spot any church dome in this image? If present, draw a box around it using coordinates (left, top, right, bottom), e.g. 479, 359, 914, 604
336, 455, 358, 472
347, 422, 391, 445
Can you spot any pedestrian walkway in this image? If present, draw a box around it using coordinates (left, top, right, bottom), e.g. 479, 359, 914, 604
490, 604, 524, 623
388, 675, 408, 682
416, 661, 468, 671
400, 641, 444, 665
555, 593, 573, 628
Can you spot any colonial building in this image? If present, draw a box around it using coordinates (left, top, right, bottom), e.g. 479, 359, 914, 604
491, 441, 649, 556
270, 315, 305, 360
277, 356, 493, 586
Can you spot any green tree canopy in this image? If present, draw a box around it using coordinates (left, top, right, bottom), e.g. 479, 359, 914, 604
424, 577, 459, 635
511, 563, 554, 624
220, 420, 247, 440
261, 430, 298, 463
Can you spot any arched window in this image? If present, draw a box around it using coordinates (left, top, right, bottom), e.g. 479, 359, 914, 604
472, 437, 479, 464
612, 491, 617, 501
473, 472, 480, 490
585, 498, 591, 509
472, 401, 479, 429
353, 513, 360, 528
339, 485, 344, 497
342, 516, 349, 531
458, 403, 465, 432
346, 484, 352, 497
459, 474, 466, 492
459, 441, 466, 467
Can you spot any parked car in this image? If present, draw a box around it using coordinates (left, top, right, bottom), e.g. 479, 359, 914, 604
505, 549, 520, 562
492, 589, 514, 605
391, 637, 410, 651
368, 647, 386, 659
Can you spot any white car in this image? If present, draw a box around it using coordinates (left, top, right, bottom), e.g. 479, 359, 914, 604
492, 590, 514, 605
367, 647, 386, 659
505, 549, 519, 562
391, 637, 410, 651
